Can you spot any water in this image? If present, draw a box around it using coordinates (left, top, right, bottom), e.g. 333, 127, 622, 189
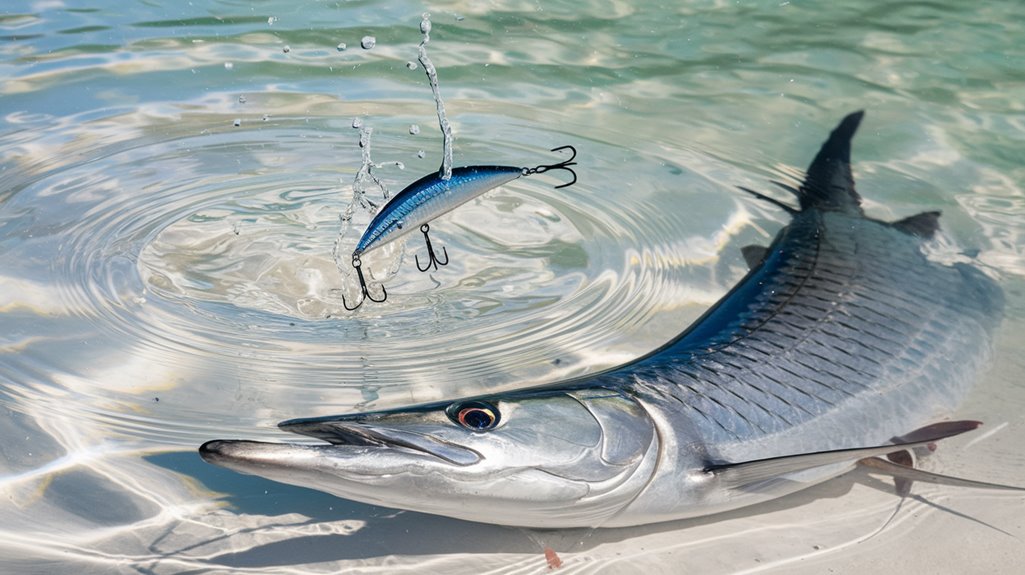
416, 12, 454, 180
1, 1, 1024, 573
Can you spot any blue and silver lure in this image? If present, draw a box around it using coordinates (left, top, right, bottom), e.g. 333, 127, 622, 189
343, 145, 577, 310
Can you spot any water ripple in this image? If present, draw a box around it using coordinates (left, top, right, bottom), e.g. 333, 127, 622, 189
0, 98, 753, 446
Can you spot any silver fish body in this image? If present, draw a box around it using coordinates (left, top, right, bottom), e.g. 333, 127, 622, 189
201, 112, 1003, 528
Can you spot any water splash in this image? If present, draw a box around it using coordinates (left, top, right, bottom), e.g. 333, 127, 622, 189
332, 123, 392, 277
416, 13, 454, 180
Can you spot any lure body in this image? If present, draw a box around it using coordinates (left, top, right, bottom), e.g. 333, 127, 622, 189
353, 166, 523, 257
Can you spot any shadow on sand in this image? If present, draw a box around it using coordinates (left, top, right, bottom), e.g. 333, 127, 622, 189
145, 450, 895, 569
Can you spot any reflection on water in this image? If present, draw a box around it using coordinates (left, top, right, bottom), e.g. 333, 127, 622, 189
1, 1, 1024, 572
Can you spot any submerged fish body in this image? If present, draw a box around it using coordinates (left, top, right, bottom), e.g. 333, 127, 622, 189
201, 112, 1004, 528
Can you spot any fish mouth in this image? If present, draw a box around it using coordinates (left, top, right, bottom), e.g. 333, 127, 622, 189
199, 419, 482, 468
281, 418, 483, 466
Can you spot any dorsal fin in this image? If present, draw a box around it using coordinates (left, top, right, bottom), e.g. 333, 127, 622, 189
741, 245, 769, 269
799, 110, 865, 213
892, 210, 941, 239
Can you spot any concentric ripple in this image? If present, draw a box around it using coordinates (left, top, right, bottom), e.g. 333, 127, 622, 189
0, 95, 764, 447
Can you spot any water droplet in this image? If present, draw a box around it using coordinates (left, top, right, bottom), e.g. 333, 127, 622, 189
282, 45, 291, 53
420, 17, 431, 34
351, 117, 363, 129
224, 62, 234, 70
406, 61, 417, 70
361, 36, 376, 49
262, 114, 269, 121
267, 16, 277, 25
336, 42, 347, 51
238, 95, 247, 104
408, 124, 420, 135
233, 118, 241, 127
417, 150, 425, 158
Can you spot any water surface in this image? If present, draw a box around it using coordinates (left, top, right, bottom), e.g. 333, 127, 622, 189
2, 1, 1024, 573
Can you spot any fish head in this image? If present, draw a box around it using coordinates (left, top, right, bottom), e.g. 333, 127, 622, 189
199, 387, 659, 527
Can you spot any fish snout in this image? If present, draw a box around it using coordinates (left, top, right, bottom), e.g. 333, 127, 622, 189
199, 439, 288, 469
198, 439, 233, 464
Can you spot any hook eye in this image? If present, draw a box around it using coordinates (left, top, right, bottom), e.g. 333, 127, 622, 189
524, 145, 579, 189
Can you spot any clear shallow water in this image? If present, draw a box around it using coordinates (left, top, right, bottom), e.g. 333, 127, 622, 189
1, 1, 1024, 573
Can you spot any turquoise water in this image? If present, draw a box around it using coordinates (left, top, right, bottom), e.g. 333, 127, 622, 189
1, 1, 1023, 573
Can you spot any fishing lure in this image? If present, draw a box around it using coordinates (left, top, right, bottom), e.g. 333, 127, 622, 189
342, 145, 577, 310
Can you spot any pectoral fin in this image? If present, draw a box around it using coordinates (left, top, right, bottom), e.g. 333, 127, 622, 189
706, 420, 981, 490
857, 457, 1025, 492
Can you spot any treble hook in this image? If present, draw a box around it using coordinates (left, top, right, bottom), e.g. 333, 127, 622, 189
522, 145, 578, 189
415, 223, 449, 272
342, 255, 388, 311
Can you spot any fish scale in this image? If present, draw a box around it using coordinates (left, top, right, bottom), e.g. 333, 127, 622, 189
626, 208, 1000, 455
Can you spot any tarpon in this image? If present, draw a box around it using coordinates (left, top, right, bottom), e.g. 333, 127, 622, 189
200, 112, 1006, 528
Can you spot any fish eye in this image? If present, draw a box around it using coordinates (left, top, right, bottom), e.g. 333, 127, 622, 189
446, 401, 500, 431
